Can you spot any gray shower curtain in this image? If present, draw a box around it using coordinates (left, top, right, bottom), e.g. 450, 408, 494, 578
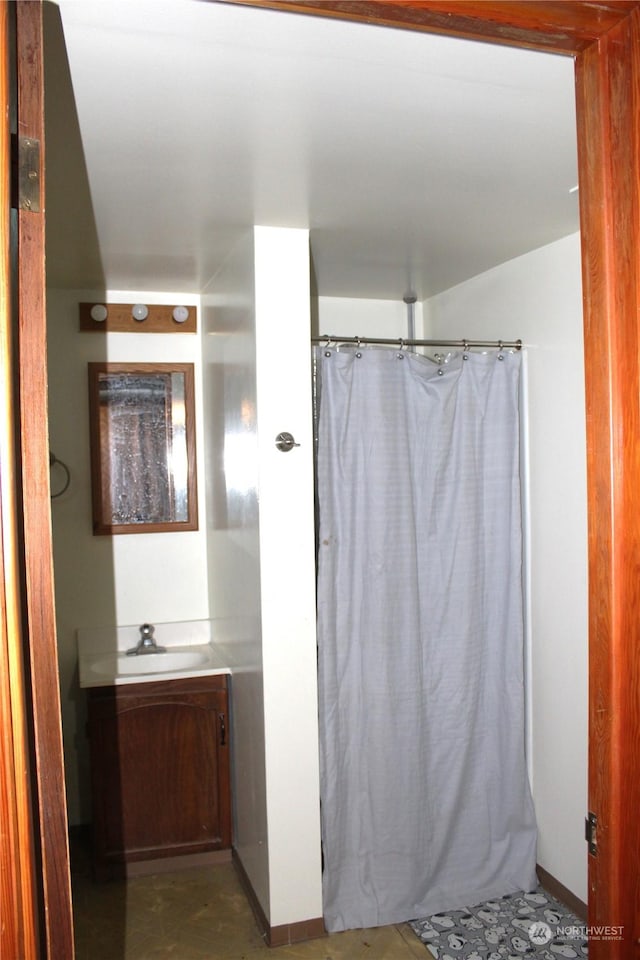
315, 345, 537, 933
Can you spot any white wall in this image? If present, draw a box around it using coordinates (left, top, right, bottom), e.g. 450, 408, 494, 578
202, 227, 323, 929
47, 288, 208, 824
317, 295, 425, 341
200, 230, 270, 913
254, 227, 322, 927
425, 233, 588, 903
49, 254, 584, 916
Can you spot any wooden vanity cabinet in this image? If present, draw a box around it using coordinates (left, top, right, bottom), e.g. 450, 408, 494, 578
87, 674, 231, 877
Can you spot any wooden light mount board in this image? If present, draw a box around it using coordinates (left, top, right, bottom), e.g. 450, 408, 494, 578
79, 301, 197, 333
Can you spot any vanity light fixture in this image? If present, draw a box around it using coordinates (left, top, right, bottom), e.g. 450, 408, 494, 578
132, 303, 149, 322
79, 302, 197, 333
90, 304, 108, 323
172, 305, 189, 324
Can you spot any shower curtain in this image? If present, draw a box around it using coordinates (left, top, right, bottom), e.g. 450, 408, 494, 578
315, 345, 537, 933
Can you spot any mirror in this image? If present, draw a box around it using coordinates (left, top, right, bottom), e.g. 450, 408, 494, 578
88, 362, 198, 534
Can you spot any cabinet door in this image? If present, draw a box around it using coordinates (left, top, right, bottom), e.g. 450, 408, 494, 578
88, 677, 231, 868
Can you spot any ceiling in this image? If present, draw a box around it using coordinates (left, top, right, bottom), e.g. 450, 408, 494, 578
44, 0, 579, 302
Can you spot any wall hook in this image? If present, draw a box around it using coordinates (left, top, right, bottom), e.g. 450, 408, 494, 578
50, 451, 71, 498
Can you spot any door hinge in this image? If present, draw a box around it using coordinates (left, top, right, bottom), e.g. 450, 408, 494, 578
585, 811, 597, 856
13, 135, 41, 212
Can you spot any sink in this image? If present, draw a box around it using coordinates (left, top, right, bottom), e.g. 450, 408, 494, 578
77, 622, 232, 688
90, 647, 214, 679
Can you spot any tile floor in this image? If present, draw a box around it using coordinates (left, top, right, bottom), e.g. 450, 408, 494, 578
71, 840, 428, 960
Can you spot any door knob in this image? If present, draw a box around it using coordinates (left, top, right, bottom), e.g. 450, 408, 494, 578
275, 431, 300, 452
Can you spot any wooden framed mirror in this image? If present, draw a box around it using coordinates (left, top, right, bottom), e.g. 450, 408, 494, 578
88, 362, 198, 534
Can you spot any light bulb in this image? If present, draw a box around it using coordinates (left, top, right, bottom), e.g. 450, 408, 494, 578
172, 305, 189, 324
132, 303, 149, 322
90, 304, 108, 323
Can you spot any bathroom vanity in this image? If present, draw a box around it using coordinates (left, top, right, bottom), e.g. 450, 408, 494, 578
87, 675, 231, 878
78, 622, 233, 879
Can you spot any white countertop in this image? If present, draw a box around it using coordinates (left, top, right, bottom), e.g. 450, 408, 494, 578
77, 620, 232, 688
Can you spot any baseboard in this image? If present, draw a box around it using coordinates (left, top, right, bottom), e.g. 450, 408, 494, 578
71, 826, 585, 935
94, 848, 233, 881
69, 824, 232, 879
536, 864, 587, 921
123, 848, 232, 877
268, 915, 327, 948
231, 849, 270, 943
232, 848, 326, 947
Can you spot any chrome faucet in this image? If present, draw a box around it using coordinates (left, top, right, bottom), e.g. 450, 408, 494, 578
126, 623, 166, 656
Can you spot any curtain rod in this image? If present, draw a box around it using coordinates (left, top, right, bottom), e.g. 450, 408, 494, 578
312, 335, 523, 350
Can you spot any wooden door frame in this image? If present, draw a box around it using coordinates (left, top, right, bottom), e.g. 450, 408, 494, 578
229, 1, 640, 954
0, 1, 74, 957
0, 2, 39, 956
16, 2, 74, 955
3, 0, 639, 955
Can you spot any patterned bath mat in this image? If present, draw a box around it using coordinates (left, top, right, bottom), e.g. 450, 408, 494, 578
410, 886, 588, 958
